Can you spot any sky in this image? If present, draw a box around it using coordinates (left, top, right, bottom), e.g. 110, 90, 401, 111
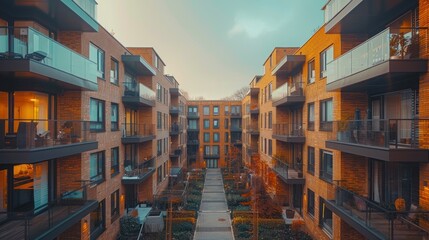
97, 0, 326, 99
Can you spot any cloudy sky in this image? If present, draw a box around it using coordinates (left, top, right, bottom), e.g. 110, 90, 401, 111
97, 0, 326, 99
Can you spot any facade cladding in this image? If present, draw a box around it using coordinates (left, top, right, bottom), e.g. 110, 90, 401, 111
0, 0, 428, 239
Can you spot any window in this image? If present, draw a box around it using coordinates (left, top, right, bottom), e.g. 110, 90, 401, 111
268, 139, 272, 156
268, 82, 272, 100
213, 119, 219, 129
268, 111, 272, 129
213, 132, 219, 142
308, 103, 315, 131
204, 132, 210, 142
154, 54, 159, 69
110, 58, 119, 84
204, 119, 210, 129
320, 99, 333, 131
90, 151, 105, 183
164, 113, 167, 130
224, 119, 229, 129
224, 106, 229, 115
90, 43, 105, 79
157, 139, 162, 156
320, 150, 333, 182
111, 103, 119, 131
157, 112, 162, 129
203, 106, 210, 115
308, 147, 315, 175
157, 84, 162, 102
308, 60, 315, 84
225, 132, 229, 143
111, 147, 119, 177
111, 190, 119, 223
231, 106, 241, 115
188, 120, 197, 130
157, 166, 162, 183
320, 46, 334, 78
264, 113, 267, 128
212, 145, 219, 155
213, 106, 219, 115
90, 98, 105, 132
264, 138, 267, 154
164, 138, 167, 153
319, 198, 333, 235
90, 200, 105, 239
224, 145, 229, 155
307, 189, 315, 217
188, 106, 198, 113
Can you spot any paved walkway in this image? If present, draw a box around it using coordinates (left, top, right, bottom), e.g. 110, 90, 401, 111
194, 169, 235, 240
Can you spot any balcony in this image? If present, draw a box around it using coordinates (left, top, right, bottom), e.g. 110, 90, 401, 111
249, 87, 259, 97
187, 139, 199, 145
271, 157, 304, 184
169, 105, 181, 115
170, 88, 182, 96
327, 27, 427, 92
122, 158, 155, 184
121, 123, 155, 144
247, 147, 258, 156
170, 147, 182, 158
272, 82, 305, 107
187, 126, 199, 132
0, 184, 98, 240
230, 125, 242, 132
272, 123, 305, 143
326, 185, 429, 240
187, 112, 200, 119
170, 124, 183, 136
0, 119, 97, 164
271, 55, 305, 76
203, 153, 220, 159
323, 0, 417, 34
0, 27, 97, 91
121, 55, 156, 76
250, 103, 259, 114
122, 82, 156, 108
326, 119, 429, 162
230, 112, 242, 118
246, 123, 259, 135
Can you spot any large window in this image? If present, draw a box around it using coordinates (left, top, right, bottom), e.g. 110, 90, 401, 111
308, 103, 315, 131
90, 98, 105, 132
90, 151, 105, 183
213, 119, 219, 129
308, 60, 315, 84
320, 99, 333, 131
224, 106, 229, 115
157, 112, 162, 129
320, 150, 333, 182
319, 198, 333, 235
320, 46, 333, 78
213, 132, 220, 142
203, 106, 210, 115
268, 111, 272, 129
203, 119, 210, 129
110, 58, 119, 84
111, 147, 119, 177
157, 139, 162, 156
213, 106, 219, 115
90, 200, 106, 239
307, 189, 315, 217
308, 147, 315, 174
268, 139, 272, 156
157, 166, 162, 183
156, 84, 162, 102
89, 43, 105, 79
111, 190, 120, 223
204, 132, 210, 143
111, 103, 119, 131
188, 120, 197, 130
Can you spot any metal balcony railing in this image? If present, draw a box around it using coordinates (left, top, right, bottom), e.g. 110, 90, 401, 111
324, 0, 352, 23
272, 81, 304, 103
123, 81, 156, 102
273, 123, 304, 137
122, 123, 155, 138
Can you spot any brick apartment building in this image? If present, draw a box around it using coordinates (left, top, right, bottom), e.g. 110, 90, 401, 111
244, 0, 429, 239
186, 101, 242, 169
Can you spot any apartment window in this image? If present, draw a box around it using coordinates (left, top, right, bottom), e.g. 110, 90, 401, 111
320, 99, 333, 131
110, 58, 119, 84
319, 198, 333, 235
268, 139, 272, 156
157, 140, 162, 156
111, 147, 119, 177
90, 98, 105, 132
204, 119, 210, 129
268, 111, 272, 129
157, 84, 162, 102
90, 200, 106, 239
111, 103, 119, 131
320, 150, 333, 183
157, 166, 162, 183
90, 151, 105, 184
212, 145, 219, 155
188, 120, 197, 130
224, 106, 229, 115
224, 145, 229, 155
157, 112, 162, 129
268, 82, 272, 100
204, 132, 210, 143
154, 54, 159, 69
163, 113, 167, 130
90, 43, 105, 79
307, 189, 315, 217
308, 103, 315, 131
213, 119, 219, 129
213, 132, 219, 142
320, 46, 333, 78
231, 106, 241, 115
264, 113, 267, 129
213, 106, 219, 115
111, 190, 120, 223
188, 106, 198, 113
308, 60, 315, 84
224, 119, 229, 129
164, 138, 167, 153
203, 106, 210, 115
308, 147, 315, 175
225, 132, 229, 143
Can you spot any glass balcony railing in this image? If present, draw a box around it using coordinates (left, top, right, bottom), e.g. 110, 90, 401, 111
328, 119, 429, 149
271, 156, 303, 180
0, 119, 95, 150
272, 81, 303, 102
273, 123, 304, 137
0, 27, 97, 84
123, 81, 156, 102
72, 0, 97, 19
122, 123, 155, 138
324, 0, 352, 23
327, 27, 427, 85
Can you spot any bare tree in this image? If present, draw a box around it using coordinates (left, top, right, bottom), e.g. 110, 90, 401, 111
222, 86, 249, 101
